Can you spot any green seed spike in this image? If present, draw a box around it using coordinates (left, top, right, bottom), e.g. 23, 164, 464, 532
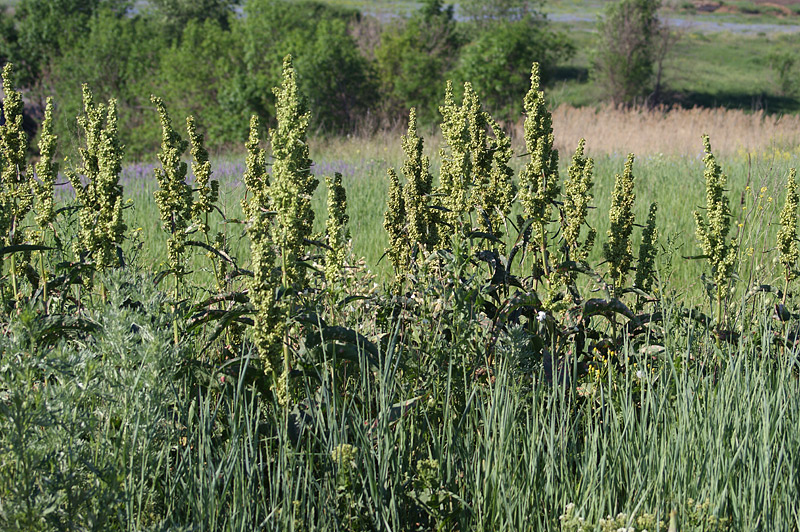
438, 81, 514, 238
402, 107, 438, 251
693, 134, 737, 320
384, 167, 408, 281
0, 63, 34, 291
269, 54, 318, 291
635, 202, 659, 294
243, 115, 282, 379
325, 172, 349, 282
562, 139, 595, 260
34, 98, 58, 233
438, 80, 471, 230
68, 84, 126, 275
604, 153, 637, 293
519, 62, 559, 254
152, 96, 192, 282
187, 116, 218, 235
778, 168, 798, 300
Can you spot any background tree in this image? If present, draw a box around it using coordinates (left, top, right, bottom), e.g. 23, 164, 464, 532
455, 19, 573, 119
7, 0, 130, 86
241, 0, 373, 131
591, 0, 668, 106
374, 0, 462, 123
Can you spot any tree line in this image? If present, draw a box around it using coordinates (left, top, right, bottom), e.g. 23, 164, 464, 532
0, 0, 666, 156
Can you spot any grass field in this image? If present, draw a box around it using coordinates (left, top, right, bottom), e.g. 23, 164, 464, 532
3, 2, 800, 531
114, 104, 800, 300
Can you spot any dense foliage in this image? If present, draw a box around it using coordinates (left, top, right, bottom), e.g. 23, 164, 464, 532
0, 0, 575, 155
0, 50, 799, 530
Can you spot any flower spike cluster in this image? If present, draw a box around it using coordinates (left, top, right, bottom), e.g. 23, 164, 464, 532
187, 116, 219, 235
402, 108, 438, 251
68, 84, 126, 273
604, 153, 637, 292
0, 64, 34, 274
693, 135, 737, 312
562, 139, 596, 263
152, 96, 193, 281
243, 116, 281, 377
438, 81, 514, 236
325, 172, 349, 282
634, 202, 659, 294
778, 168, 799, 286
519, 63, 559, 247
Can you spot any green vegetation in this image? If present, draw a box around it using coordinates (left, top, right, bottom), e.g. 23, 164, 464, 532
1, 1, 800, 530
0, 54, 799, 529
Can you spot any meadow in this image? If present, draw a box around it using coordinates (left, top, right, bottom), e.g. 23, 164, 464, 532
2, 0, 800, 529
0, 49, 799, 532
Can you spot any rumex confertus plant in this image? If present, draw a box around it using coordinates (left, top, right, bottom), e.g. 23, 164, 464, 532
244, 55, 318, 400
383, 107, 438, 286
557, 138, 597, 292
519, 62, 560, 277
402, 107, 438, 253
634, 202, 659, 310
242, 114, 282, 383
384, 167, 408, 283
325, 172, 349, 283
187, 116, 226, 292
152, 96, 194, 345
0, 63, 35, 300
32, 97, 59, 301
152, 96, 193, 293
778, 168, 798, 305
694, 135, 737, 327
67, 84, 126, 296
438, 81, 514, 238
603, 153, 637, 295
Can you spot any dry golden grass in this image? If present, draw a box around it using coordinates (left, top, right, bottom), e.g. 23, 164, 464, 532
541, 105, 800, 157
319, 105, 800, 165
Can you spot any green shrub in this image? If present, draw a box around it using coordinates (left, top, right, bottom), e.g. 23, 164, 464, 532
48, 9, 166, 157
241, 0, 372, 131
592, 0, 666, 105
455, 18, 573, 118
156, 18, 249, 148
374, 0, 462, 123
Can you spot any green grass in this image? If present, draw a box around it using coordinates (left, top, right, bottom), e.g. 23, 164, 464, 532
545, 23, 800, 113
4, 262, 800, 530
117, 139, 798, 303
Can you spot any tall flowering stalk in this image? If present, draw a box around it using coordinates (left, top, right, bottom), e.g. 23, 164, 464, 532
778, 168, 798, 305
152, 96, 193, 344
694, 135, 737, 324
270, 56, 318, 292
152, 97, 193, 288
0, 63, 34, 299
245, 56, 318, 399
33, 98, 59, 302
188, 116, 219, 235
634, 202, 659, 310
438, 82, 514, 237
401, 108, 438, 252
561, 139, 596, 278
242, 116, 281, 381
68, 85, 126, 294
187, 116, 224, 290
603, 154, 637, 293
438, 81, 471, 231
519, 63, 559, 275
325, 172, 349, 283
384, 168, 408, 282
